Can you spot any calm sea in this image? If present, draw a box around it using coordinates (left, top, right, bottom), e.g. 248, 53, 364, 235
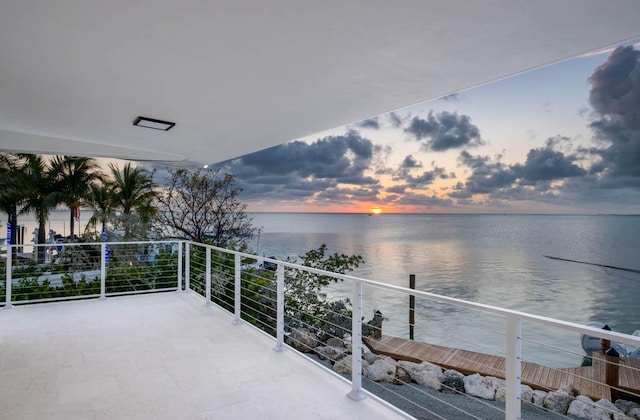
250, 213, 640, 366
4, 211, 639, 365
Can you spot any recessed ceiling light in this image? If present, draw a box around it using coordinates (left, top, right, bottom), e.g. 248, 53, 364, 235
133, 116, 175, 131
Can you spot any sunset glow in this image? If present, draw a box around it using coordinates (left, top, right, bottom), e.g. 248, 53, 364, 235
371, 208, 382, 214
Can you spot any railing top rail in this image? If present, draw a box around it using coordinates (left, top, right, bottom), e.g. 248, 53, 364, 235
190, 240, 640, 346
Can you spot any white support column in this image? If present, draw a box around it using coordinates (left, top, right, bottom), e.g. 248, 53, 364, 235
184, 243, 190, 292
505, 315, 522, 420
233, 254, 241, 325
273, 263, 285, 352
205, 247, 211, 306
347, 280, 365, 401
100, 243, 106, 299
5, 245, 12, 308
177, 241, 183, 291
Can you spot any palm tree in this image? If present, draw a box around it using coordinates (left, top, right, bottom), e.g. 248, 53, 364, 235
20, 155, 61, 261
0, 153, 27, 253
50, 156, 103, 240
108, 163, 156, 239
85, 183, 114, 236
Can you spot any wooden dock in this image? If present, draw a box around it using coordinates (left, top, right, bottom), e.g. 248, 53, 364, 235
364, 335, 640, 401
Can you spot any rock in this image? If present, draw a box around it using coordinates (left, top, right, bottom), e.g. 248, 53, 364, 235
495, 384, 533, 404
363, 352, 379, 364
520, 385, 534, 404
414, 369, 445, 391
397, 360, 442, 379
325, 337, 344, 348
560, 383, 580, 397
532, 390, 547, 407
285, 328, 319, 353
333, 354, 369, 376
568, 395, 597, 419
394, 366, 412, 385
314, 345, 347, 362
596, 399, 625, 419
629, 407, 640, 419
441, 370, 465, 394
616, 400, 640, 415
367, 356, 397, 383
463, 373, 496, 400
543, 390, 572, 415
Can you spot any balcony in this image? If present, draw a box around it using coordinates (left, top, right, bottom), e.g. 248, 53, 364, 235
2, 241, 640, 419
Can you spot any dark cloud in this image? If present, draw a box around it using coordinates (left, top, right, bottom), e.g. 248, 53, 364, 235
440, 93, 459, 102
517, 147, 586, 181
588, 45, 640, 178
357, 117, 380, 130
405, 111, 484, 152
394, 192, 454, 208
216, 131, 382, 202
388, 112, 403, 128
401, 155, 422, 169
453, 139, 587, 202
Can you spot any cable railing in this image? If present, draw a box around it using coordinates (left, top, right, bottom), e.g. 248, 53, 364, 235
3, 240, 640, 419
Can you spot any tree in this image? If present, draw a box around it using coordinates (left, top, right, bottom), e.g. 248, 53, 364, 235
108, 163, 156, 239
153, 168, 257, 247
85, 183, 114, 236
19, 155, 61, 261
50, 156, 102, 240
0, 153, 27, 252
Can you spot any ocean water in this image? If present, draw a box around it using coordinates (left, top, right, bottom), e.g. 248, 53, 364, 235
5, 211, 639, 365
250, 213, 640, 366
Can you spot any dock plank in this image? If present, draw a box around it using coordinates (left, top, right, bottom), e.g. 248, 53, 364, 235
363, 335, 626, 401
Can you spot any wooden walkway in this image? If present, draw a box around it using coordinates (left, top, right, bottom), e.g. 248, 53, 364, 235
364, 335, 640, 401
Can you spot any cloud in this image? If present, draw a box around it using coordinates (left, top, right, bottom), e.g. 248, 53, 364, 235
453, 138, 587, 202
388, 112, 403, 128
588, 45, 640, 178
357, 117, 380, 130
215, 131, 383, 202
405, 111, 484, 151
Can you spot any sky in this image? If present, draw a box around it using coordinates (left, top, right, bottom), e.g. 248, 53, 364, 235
195, 42, 640, 214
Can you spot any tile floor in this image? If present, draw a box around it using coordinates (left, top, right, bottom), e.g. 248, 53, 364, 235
0, 292, 408, 419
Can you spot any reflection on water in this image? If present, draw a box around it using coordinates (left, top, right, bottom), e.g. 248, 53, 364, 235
252, 213, 640, 367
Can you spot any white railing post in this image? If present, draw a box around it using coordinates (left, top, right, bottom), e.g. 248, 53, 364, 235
5, 245, 12, 308
347, 280, 365, 400
505, 314, 522, 420
205, 247, 211, 305
273, 263, 285, 352
233, 254, 241, 325
177, 241, 183, 291
100, 243, 106, 299
184, 242, 190, 292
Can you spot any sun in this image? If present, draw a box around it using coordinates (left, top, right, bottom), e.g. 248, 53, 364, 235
371, 207, 382, 214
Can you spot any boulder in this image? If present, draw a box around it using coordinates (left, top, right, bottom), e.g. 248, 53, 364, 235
568, 395, 599, 419
394, 366, 412, 385
629, 408, 640, 419
616, 400, 640, 416
441, 370, 465, 394
397, 360, 442, 380
285, 328, 319, 353
325, 337, 344, 348
363, 352, 379, 364
333, 354, 369, 376
595, 399, 625, 420
532, 390, 548, 407
314, 345, 347, 362
463, 373, 496, 400
414, 369, 445, 391
543, 390, 572, 415
495, 384, 533, 404
367, 356, 397, 383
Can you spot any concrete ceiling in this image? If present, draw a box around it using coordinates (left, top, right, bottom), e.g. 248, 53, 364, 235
1, 1, 640, 167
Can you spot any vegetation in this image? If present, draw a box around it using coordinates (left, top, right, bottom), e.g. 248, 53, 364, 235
0, 153, 365, 344
153, 168, 257, 248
